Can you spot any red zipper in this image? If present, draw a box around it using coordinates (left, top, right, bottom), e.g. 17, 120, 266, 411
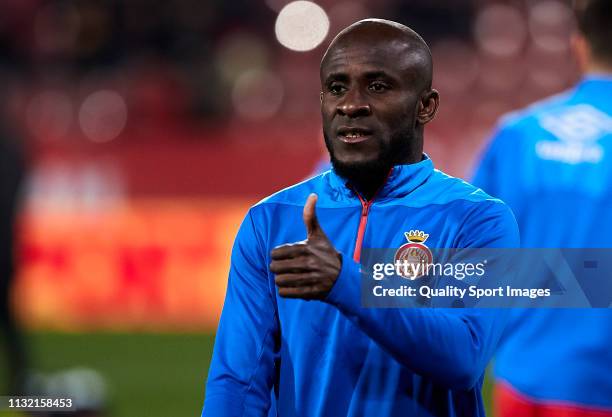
353, 194, 372, 262
351, 168, 394, 262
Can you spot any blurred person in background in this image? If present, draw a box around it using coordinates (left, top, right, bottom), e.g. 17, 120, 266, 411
0, 119, 27, 395
203, 19, 519, 417
472, 0, 612, 415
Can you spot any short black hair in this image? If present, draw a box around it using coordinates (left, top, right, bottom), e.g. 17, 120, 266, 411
575, 0, 612, 64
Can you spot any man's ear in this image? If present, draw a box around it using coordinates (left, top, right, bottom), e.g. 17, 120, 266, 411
320, 91, 324, 103
571, 33, 590, 73
417, 89, 440, 125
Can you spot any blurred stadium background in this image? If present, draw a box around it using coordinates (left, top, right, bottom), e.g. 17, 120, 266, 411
0, 0, 578, 415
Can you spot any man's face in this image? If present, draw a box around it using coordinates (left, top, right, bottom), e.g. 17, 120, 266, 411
320, 38, 426, 170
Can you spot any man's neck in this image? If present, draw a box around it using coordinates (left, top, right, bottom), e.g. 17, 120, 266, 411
351, 174, 388, 201
585, 60, 612, 76
348, 153, 423, 201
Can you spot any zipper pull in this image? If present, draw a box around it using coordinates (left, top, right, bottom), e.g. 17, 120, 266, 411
362, 200, 372, 217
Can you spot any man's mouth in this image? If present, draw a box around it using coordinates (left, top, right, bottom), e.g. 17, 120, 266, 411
337, 127, 373, 144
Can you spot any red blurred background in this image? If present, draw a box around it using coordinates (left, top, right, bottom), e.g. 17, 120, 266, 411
0, 0, 579, 331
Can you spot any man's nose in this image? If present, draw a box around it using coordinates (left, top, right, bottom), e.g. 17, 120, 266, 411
337, 89, 371, 118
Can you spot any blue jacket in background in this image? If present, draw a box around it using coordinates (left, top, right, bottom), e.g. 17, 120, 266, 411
203, 155, 519, 417
472, 76, 612, 408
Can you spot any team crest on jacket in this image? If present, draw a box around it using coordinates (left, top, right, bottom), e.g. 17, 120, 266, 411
394, 230, 433, 279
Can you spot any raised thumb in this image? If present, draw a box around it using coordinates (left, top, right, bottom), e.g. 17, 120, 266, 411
303, 193, 321, 238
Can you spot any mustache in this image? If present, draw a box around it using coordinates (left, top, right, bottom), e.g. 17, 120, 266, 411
323, 130, 392, 184
323, 129, 414, 166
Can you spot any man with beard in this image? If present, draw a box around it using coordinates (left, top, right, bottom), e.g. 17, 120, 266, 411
202, 19, 519, 417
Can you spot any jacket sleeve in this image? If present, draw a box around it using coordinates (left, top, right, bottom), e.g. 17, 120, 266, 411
202, 210, 278, 417
324, 201, 519, 391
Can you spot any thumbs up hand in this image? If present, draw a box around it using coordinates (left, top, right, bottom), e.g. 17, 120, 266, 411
270, 193, 342, 300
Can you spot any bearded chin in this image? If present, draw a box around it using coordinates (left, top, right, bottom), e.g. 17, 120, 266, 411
323, 130, 413, 191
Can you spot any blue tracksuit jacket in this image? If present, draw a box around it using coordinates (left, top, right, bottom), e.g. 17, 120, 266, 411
203, 155, 519, 417
472, 76, 612, 408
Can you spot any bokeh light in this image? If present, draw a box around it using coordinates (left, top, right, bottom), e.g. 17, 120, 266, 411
232, 69, 284, 121
528, 0, 574, 54
78, 90, 127, 143
275, 1, 330, 52
475, 4, 527, 58
215, 32, 270, 84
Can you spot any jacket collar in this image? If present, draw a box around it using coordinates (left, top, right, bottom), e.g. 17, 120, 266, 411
328, 154, 434, 202
576, 75, 612, 96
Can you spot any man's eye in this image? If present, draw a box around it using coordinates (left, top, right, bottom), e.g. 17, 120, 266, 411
329, 84, 346, 95
369, 82, 389, 92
